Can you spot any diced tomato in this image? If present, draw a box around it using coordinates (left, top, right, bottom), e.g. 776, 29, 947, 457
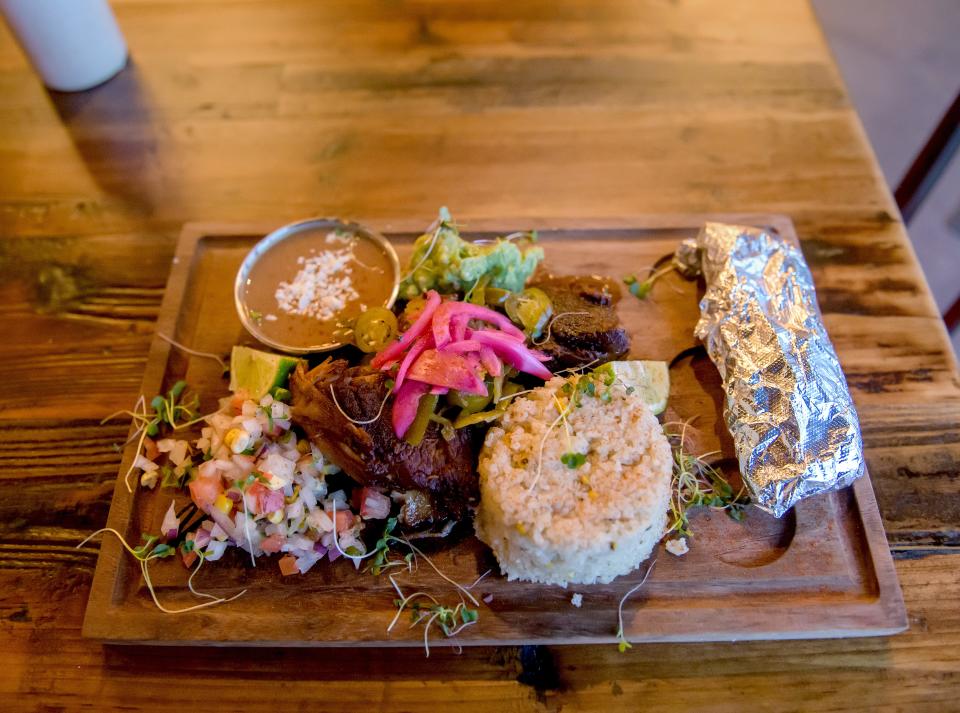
247, 482, 284, 515
333, 509, 355, 533
188, 474, 223, 510
248, 482, 268, 511
181, 548, 198, 569
359, 488, 391, 520
260, 533, 285, 554
278, 554, 299, 576
143, 436, 159, 461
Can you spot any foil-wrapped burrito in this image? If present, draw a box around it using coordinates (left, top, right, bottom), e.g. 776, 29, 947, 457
675, 222, 864, 517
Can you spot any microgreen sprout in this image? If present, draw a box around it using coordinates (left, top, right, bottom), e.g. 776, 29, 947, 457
160, 463, 192, 489
532, 311, 590, 346
102, 382, 203, 492
501, 229, 538, 243
152, 381, 199, 430
551, 358, 602, 378
387, 578, 439, 632
400, 208, 453, 283
528, 397, 574, 492
615, 560, 656, 653
328, 384, 391, 426
388, 574, 481, 657
463, 273, 490, 304
494, 386, 539, 405
186, 551, 222, 601
467, 569, 492, 590
623, 264, 676, 301
398, 537, 480, 608
529, 370, 620, 491
360, 517, 415, 576
156, 332, 227, 371
663, 420, 750, 537
471, 229, 537, 247
377, 531, 485, 657
77, 528, 246, 614
560, 452, 586, 469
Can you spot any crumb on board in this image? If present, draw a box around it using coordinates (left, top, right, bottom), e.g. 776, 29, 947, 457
570, 593, 583, 608
482, 593, 494, 604
665, 537, 689, 557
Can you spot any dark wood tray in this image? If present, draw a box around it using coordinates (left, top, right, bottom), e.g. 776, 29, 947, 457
82, 216, 907, 646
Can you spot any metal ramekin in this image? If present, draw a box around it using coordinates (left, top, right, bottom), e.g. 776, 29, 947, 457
234, 218, 400, 354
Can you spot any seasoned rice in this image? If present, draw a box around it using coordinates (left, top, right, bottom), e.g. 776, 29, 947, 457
475, 375, 672, 586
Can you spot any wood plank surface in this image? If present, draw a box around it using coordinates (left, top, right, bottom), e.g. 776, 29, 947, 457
0, 0, 958, 709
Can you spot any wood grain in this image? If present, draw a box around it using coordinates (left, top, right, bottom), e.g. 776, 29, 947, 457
0, 0, 957, 709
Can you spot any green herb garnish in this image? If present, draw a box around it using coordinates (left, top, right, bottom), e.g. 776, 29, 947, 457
561, 452, 587, 469
666, 425, 750, 537
133, 533, 159, 558
151, 543, 176, 559
412, 603, 480, 636
623, 265, 675, 301
366, 517, 408, 576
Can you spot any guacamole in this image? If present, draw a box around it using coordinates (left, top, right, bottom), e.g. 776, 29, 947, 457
399, 209, 544, 299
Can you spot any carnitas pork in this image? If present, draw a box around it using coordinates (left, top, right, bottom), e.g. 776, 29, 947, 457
290, 359, 481, 527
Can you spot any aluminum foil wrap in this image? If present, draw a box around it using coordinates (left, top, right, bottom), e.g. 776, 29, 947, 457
675, 222, 864, 517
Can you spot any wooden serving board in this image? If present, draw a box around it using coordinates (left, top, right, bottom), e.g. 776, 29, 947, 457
82, 216, 907, 646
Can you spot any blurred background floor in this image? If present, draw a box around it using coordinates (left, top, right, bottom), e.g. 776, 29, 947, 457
814, 0, 960, 356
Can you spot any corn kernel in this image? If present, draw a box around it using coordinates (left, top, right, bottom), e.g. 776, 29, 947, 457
267, 509, 284, 524
284, 485, 300, 505
515, 523, 527, 535
588, 489, 598, 500
224, 428, 252, 454
213, 493, 233, 514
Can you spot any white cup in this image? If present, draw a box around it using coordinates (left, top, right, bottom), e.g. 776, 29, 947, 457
0, 0, 128, 92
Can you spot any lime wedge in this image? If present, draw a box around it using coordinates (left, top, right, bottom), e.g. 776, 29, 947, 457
606, 360, 670, 415
229, 346, 301, 401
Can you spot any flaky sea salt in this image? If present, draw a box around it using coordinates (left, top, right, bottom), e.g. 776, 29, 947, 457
274, 246, 358, 321
324, 230, 353, 245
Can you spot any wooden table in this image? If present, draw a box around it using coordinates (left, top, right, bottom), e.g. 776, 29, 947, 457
1, 0, 958, 709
